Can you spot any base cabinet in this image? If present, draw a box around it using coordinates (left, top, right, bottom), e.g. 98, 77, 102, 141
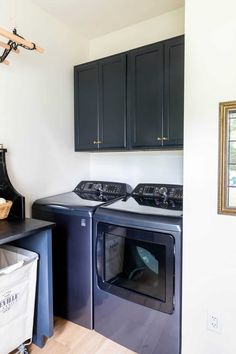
0, 219, 54, 348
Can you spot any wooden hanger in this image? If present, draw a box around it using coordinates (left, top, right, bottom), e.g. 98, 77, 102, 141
0, 26, 44, 65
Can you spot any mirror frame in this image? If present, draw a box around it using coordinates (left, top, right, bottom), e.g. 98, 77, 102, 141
218, 100, 236, 215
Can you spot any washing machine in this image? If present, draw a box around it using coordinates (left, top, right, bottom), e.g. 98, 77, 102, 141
32, 180, 131, 329
93, 183, 183, 354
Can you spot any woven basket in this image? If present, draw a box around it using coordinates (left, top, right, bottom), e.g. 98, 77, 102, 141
0, 200, 13, 220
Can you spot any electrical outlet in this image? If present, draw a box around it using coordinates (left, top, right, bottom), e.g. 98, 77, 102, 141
207, 312, 221, 333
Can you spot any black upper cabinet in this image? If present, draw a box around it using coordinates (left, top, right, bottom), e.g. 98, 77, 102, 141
128, 35, 184, 149
128, 42, 164, 148
163, 36, 184, 147
74, 35, 184, 152
74, 54, 127, 151
98, 54, 127, 149
74, 62, 99, 150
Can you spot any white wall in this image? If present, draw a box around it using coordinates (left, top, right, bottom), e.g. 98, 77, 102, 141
183, 1, 236, 353
89, 8, 184, 188
89, 7, 184, 59
0, 0, 90, 216
90, 151, 183, 189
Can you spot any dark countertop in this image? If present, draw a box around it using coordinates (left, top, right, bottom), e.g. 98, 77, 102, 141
0, 217, 55, 245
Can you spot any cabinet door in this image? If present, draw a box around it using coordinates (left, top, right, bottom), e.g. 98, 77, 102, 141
163, 36, 184, 147
74, 62, 99, 151
128, 43, 164, 148
98, 54, 127, 150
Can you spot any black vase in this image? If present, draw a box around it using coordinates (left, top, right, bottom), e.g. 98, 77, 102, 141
0, 145, 25, 220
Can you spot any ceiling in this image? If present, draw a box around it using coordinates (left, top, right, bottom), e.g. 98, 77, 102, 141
31, 0, 184, 39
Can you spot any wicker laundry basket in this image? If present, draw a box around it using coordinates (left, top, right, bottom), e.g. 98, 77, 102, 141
0, 200, 12, 220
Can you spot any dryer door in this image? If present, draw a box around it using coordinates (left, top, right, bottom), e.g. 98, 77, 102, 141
96, 222, 175, 314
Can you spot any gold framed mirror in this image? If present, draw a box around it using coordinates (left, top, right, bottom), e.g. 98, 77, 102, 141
218, 101, 236, 215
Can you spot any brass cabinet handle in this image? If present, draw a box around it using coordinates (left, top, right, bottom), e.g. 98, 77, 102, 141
162, 137, 168, 141
157, 137, 162, 141
93, 140, 102, 144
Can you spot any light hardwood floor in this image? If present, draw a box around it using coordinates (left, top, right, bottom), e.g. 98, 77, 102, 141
27, 317, 137, 354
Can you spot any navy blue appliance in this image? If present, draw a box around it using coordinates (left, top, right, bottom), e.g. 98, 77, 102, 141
93, 183, 183, 354
32, 181, 131, 330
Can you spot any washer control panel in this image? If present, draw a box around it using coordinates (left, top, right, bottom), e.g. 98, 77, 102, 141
74, 181, 132, 196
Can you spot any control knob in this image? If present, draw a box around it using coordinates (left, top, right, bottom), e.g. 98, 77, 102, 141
98, 194, 107, 201
160, 200, 169, 208
95, 183, 103, 192
159, 186, 168, 197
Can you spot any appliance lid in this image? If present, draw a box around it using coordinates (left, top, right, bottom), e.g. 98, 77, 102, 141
33, 192, 110, 210
33, 181, 132, 212
101, 196, 183, 217
100, 183, 183, 217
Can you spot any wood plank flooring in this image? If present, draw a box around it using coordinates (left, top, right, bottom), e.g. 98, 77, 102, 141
28, 317, 137, 354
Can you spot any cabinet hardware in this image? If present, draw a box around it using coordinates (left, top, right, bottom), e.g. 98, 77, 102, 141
157, 137, 162, 141
162, 137, 168, 141
93, 140, 102, 144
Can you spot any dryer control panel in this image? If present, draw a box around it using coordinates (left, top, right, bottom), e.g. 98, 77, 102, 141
132, 183, 183, 210
132, 184, 183, 200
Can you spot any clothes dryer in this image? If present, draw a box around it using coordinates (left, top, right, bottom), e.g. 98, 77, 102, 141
93, 183, 183, 354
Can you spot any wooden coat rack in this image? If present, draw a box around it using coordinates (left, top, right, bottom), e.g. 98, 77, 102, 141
0, 26, 44, 65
